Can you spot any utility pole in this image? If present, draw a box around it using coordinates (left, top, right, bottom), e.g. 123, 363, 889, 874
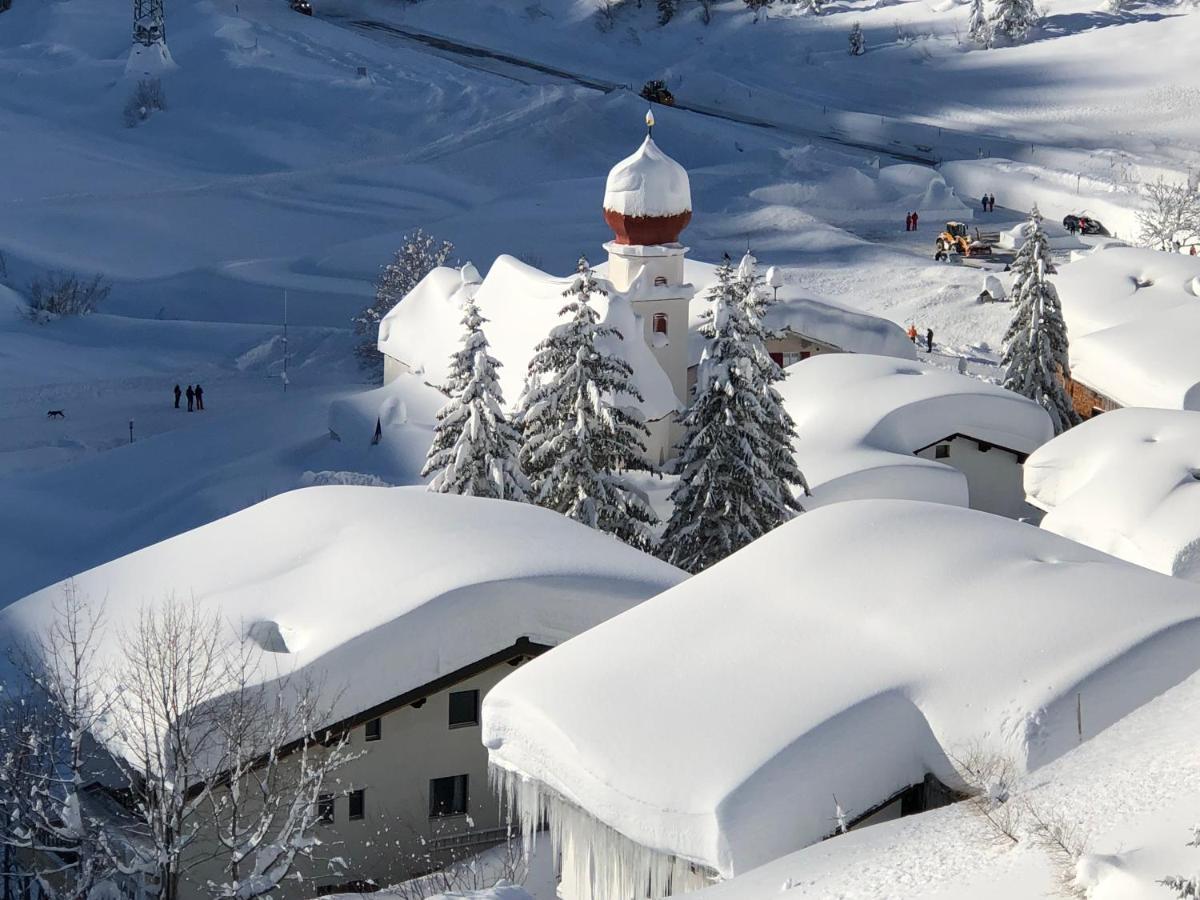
282, 289, 289, 392
132, 0, 165, 45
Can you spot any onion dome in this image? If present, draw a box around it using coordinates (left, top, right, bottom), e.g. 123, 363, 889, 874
603, 121, 692, 247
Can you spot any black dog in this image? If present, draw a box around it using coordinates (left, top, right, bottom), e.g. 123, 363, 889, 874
46, 409, 65, 419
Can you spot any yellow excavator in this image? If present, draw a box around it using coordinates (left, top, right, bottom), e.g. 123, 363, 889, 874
936, 221, 991, 257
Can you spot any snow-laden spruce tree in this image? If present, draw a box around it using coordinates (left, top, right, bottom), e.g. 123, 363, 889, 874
661, 257, 806, 574
988, 0, 1039, 43
848, 22, 866, 54
657, 0, 677, 24
517, 257, 657, 551
736, 252, 810, 508
968, 0, 991, 45
353, 229, 454, 374
421, 297, 529, 501
1000, 207, 1080, 435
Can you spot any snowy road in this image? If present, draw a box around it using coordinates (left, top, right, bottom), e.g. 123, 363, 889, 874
328, 15, 944, 166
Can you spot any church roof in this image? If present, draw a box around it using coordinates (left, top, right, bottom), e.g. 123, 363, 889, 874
603, 136, 692, 218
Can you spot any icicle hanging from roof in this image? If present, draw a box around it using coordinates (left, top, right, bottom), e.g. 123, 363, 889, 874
490, 763, 717, 900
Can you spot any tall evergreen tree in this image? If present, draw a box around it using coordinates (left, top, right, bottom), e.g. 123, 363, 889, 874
517, 257, 657, 551
736, 252, 811, 510
988, 0, 1039, 43
1001, 207, 1080, 435
421, 297, 528, 501
848, 22, 866, 54
967, 0, 991, 45
661, 257, 806, 574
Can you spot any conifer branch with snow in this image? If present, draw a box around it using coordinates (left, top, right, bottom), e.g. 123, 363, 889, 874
422, 297, 529, 502
516, 256, 658, 552
967, 0, 991, 45
660, 255, 806, 574
1000, 207, 1080, 435
988, 0, 1039, 43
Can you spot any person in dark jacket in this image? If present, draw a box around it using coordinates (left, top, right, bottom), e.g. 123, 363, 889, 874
981, 194, 989, 212
186, 385, 194, 412
926, 328, 934, 353
911, 211, 919, 230
905, 212, 913, 232
194, 383, 205, 411
173, 384, 182, 409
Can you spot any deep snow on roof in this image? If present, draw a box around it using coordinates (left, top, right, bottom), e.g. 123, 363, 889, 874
1057, 245, 1200, 409
483, 500, 1200, 881
689, 659, 1200, 900
378, 257, 681, 421
603, 136, 692, 218
0, 486, 685, 745
777, 354, 1052, 507
681, 261, 917, 364
1025, 407, 1200, 581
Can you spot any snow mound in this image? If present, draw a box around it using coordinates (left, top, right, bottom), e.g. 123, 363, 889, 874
125, 40, 176, 78
1057, 246, 1200, 409
484, 500, 1200, 888
379, 256, 681, 422
1025, 407, 1200, 581
776, 354, 1051, 508
0, 487, 686, 760
603, 136, 692, 218
757, 160, 972, 224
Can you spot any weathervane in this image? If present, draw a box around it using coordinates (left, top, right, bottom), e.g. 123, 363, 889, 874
646, 108, 655, 138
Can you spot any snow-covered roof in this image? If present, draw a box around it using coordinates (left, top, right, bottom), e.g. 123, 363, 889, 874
681, 260, 917, 364
603, 136, 692, 218
685, 662, 1200, 900
378, 257, 681, 421
0, 486, 685, 757
1057, 245, 1200, 409
777, 354, 1052, 507
1025, 407, 1200, 581
483, 499, 1200, 881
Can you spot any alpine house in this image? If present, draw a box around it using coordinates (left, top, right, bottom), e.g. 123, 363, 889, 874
482, 499, 1200, 900
0, 486, 685, 899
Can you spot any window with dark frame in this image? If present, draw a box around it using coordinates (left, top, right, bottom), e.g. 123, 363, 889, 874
652, 313, 668, 335
365, 717, 381, 742
348, 789, 365, 821
317, 794, 334, 825
448, 690, 479, 728
429, 774, 469, 818
935, 444, 951, 459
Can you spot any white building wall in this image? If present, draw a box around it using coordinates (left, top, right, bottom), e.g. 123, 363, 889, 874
181, 661, 526, 900
915, 436, 1041, 521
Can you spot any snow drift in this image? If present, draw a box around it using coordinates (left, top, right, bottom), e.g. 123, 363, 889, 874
1026, 407, 1200, 581
483, 500, 1200, 897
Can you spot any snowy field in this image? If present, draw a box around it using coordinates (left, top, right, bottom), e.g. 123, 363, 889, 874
5, 0, 1200, 897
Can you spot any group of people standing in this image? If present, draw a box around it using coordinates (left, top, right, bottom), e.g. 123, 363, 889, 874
980, 192, 997, 212
907, 324, 935, 354
904, 211, 920, 231
173, 383, 205, 412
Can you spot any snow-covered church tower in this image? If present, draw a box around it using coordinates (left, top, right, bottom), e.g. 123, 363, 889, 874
603, 112, 696, 453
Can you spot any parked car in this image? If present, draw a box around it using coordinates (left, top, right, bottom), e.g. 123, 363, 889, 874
290, 0, 313, 14
640, 80, 675, 106
1063, 214, 1109, 236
